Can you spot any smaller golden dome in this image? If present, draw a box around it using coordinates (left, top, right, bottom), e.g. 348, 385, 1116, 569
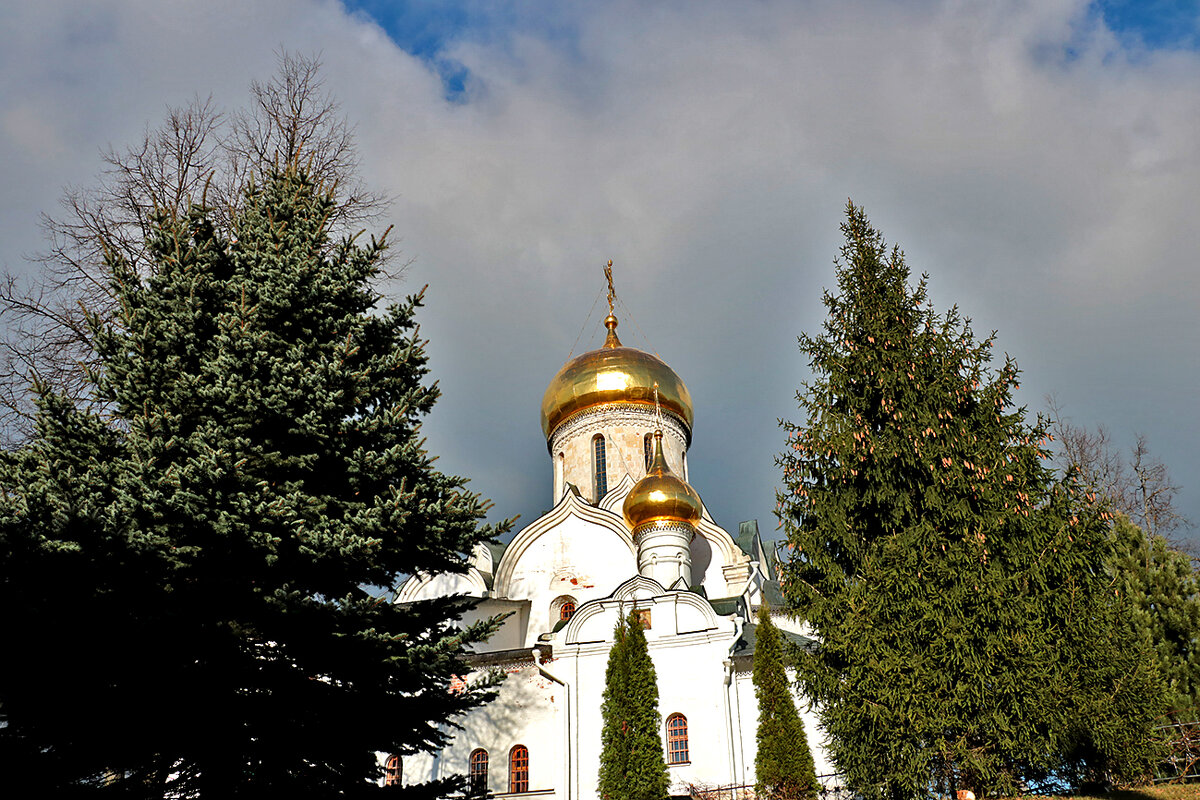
623, 430, 703, 530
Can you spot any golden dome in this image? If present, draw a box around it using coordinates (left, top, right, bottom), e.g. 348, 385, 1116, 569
541, 315, 694, 440
623, 430, 703, 531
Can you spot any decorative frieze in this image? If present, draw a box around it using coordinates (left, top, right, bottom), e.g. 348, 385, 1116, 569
631, 521, 697, 545
548, 403, 689, 452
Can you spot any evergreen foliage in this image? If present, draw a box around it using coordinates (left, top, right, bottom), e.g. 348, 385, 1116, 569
599, 609, 670, 800
753, 603, 818, 800
1110, 514, 1200, 713
0, 166, 505, 796
776, 202, 1165, 799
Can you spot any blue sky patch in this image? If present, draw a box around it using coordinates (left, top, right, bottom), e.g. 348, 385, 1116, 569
343, 0, 477, 100
1094, 0, 1200, 50
342, 1, 585, 100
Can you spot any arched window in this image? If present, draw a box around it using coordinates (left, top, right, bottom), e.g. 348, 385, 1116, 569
559, 601, 576, 621
666, 714, 689, 764
509, 745, 529, 793
552, 595, 577, 624
385, 754, 401, 786
644, 433, 654, 470
469, 749, 489, 796
592, 435, 608, 499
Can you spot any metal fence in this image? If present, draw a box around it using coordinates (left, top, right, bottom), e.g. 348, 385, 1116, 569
1155, 716, 1200, 784
684, 775, 849, 800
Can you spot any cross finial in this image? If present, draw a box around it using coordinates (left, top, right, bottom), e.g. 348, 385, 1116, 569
604, 260, 615, 315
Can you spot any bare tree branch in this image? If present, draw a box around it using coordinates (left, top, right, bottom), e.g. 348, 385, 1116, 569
1047, 395, 1192, 548
0, 51, 393, 446
1129, 433, 1188, 542
226, 50, 387, 237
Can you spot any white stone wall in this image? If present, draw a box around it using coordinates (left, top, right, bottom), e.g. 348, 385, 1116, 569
459, 599, 532, 652
771, 609, 819, 643
728, 662, 836, 786
405, 659, 562, 797
501, 514, 637, 647
400, 582, 835, 800
690, 518, 754, 600
554, 580, 748, 799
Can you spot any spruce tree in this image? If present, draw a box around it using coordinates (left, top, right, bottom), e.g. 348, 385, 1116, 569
0, 166, 504, 796
753, 603, 817, 800
599, 609, 670, 800
777, 202, 1164, 799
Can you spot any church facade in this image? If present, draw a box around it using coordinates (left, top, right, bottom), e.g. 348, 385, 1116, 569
395, 302, 834, 799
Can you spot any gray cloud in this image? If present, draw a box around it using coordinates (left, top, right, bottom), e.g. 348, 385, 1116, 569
2, 0, 1197, 547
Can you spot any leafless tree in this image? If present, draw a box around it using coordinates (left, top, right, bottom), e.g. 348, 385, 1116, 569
1048, 396, 1191, 546
0, 51, 389, 446
1127, 433, 1189, 542
225, 53, 383, 233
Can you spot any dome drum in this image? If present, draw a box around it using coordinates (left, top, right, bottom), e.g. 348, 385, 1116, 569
634, 520, 697, 589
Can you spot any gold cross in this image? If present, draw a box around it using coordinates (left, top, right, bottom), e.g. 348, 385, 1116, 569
604, 260, 615, 315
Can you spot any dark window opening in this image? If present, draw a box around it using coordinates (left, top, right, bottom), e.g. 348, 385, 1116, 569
469, 749, 488, 796
593, 435, 608, 499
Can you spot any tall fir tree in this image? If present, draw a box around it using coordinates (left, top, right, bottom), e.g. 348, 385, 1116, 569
753, 603, 818, 800
0, 166, 505, 797
598, 609, 670, 800
776, 202, 1164, 799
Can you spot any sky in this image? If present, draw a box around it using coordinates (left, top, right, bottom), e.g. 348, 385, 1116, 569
1, 0, 1198, 549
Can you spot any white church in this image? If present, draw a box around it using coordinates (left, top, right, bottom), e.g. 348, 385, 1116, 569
394, 288, 835, 799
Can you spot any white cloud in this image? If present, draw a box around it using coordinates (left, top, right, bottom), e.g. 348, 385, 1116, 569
2, 0, 1198, 542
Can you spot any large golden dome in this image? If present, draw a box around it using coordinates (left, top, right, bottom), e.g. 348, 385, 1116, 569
623, 430, 703, 530
540, 315, 694, 440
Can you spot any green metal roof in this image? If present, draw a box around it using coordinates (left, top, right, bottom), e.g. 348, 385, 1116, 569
732, 621, 815, 657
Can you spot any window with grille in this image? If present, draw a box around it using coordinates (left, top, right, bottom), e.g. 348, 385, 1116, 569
385, 754, 401, 786
593, 435, 608, 499
666, 714, 688, 764
644, 433, 653, 469
509, 745, 529, 793
469, 749, 489, 796
559, 601, 576, 621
